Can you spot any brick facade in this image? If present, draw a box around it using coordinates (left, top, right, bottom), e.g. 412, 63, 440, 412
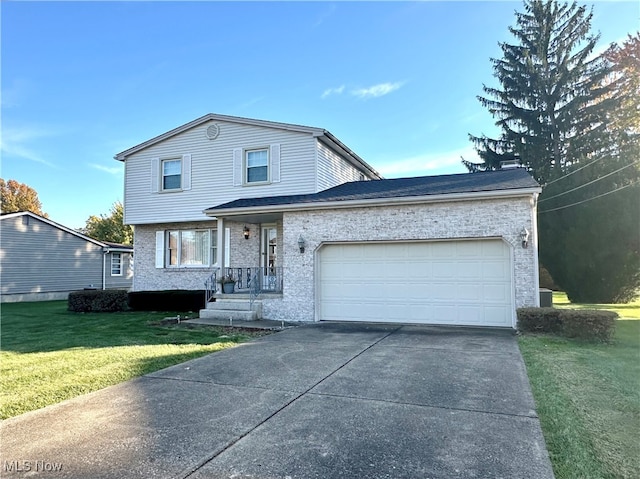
134, 196, 538, 327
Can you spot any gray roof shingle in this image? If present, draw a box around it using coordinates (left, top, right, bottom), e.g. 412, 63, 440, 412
206, 168, 539, 212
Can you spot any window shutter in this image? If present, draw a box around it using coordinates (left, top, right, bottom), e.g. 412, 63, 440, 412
155, 231, 164, 268
182, 154, 192, 190
233, 148, 242, 186
270, 144, 281, 183
151, 158, 160, 193
224, 228, 230, 267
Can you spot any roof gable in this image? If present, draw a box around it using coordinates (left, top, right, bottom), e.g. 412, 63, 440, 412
113, 113, 381, 179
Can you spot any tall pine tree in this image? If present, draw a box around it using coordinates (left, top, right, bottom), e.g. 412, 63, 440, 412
467, 0, 639, 302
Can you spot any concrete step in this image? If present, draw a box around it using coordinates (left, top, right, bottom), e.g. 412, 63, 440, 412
206, 300, 262, 313
199, 308, 258, 321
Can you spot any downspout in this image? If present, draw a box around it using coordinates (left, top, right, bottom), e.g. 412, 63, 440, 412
102, 249, 107, 290
531, 193, 540, 307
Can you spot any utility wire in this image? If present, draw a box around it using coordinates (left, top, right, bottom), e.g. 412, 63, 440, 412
539, 160, 639, 203
538, 180, 639, 214
543, 156, 603, 186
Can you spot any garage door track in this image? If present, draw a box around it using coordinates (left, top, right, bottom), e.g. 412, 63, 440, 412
1, 323, 554, 478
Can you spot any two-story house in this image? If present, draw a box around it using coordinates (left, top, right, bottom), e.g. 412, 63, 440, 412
116, 113, 541, 328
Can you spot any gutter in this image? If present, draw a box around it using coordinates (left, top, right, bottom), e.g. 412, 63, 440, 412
204, 187, 542, 218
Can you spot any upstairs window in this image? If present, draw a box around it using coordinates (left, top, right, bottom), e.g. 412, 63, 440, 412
233, 145, 279, 187
246, 149, 268, 183
162, 159, 182, 190
151, 155, 191, 193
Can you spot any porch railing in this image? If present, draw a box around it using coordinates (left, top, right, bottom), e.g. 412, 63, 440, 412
205, 267, 283, 303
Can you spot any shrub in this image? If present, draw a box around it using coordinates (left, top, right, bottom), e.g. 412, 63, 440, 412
127, 290, 205, 312
68, 289, 129, 313
560, 309, 618, 342
517, 307, 618, 342
517, 307, 562, 333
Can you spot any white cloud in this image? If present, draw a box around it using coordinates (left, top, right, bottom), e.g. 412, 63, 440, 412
89, 163, 122, 175
376, 145, 478, 178
321, 85, 345, 99
0, 127, 58, 168
352, 82, 404, 99
314, 4, 337, 28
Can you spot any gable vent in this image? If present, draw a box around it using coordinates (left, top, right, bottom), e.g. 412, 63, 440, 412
206, 124, 220, 140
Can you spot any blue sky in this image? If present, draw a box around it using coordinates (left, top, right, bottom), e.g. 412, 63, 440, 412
2, 1, 637, 228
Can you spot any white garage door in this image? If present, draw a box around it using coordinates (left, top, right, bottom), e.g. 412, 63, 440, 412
318, 240, 514, 327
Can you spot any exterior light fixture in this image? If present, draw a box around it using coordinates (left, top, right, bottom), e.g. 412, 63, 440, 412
520, 227, 530, 249
297, 235, 306, 253
243, 225, 250, 240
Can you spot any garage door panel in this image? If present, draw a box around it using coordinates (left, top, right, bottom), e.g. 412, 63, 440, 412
318, 240, 514, 327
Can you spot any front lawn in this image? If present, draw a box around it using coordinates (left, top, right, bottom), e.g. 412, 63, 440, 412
0, 301, 263, 419
519, 295, 640, 479
552, 291, 640, 319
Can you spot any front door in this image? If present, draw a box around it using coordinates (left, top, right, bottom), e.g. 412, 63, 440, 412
261, 225, 278, 291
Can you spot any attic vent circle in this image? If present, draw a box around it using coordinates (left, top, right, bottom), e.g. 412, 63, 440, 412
206, 124, 220, 140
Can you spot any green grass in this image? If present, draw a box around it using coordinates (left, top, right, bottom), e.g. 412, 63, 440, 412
552, 291, 640, 319
0, 301, 262, 419
519, 295, 640, 479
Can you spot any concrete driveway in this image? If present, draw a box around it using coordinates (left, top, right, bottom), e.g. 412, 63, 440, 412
1, 323, 554, 478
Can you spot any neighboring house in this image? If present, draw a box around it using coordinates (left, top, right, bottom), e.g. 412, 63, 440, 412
116, 113, 541, 328
0, 211, 133, 303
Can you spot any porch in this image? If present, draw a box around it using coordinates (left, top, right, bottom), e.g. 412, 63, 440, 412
202, 266, 283, 321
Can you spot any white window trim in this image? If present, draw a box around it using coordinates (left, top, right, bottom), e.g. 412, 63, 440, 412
152, 154, 191, 193
233, 144, 280, 187
111, 253, 123, 276
161, 229, 218, 269
244, 147, 270, 185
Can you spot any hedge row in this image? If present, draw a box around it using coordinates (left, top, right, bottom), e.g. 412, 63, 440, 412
68, 289, 129, 313
517, 307, 618, 342
68, 289, 206, 313
127, 290, 205, 312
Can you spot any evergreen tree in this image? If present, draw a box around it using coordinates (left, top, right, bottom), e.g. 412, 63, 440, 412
467, 0, 639, 302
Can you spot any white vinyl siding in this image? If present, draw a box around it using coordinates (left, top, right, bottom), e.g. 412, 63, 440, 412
316, 140, 372, 191
123, 120, 316, 225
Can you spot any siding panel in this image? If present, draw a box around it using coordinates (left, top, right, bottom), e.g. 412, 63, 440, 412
124, 121, 318, 225
0, 216, 104, 294
316, 141, 372, 191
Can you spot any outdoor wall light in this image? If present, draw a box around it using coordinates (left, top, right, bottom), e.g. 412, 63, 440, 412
243, 225, 250, 240
298, 235, 306, 253
520, 227, 530, 249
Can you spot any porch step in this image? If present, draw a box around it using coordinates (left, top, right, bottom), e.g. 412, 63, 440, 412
206, 299, 263, 314
199, 299, 262, 321
199, 308, 258, 321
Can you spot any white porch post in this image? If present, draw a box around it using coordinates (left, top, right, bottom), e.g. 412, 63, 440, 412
216, 217, 225, 268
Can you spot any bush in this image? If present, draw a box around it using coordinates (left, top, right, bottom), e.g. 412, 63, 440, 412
560, 309, 618, 342
517, 307, 618, 342
517, 307, 562, 333
68, 289, 129, 313
127, 290, 205, 312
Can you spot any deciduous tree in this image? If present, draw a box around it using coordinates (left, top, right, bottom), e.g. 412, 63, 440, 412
0, 178, 47, 217
82, 201, 133, 245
